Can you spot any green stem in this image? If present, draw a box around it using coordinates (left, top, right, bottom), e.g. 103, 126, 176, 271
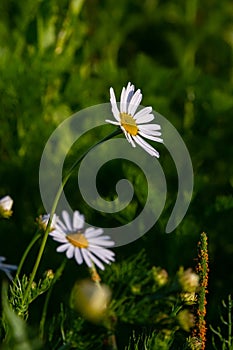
39, 259, 67, 340
16, 231, 41, 278
228, 294, 232, 348
22, 128, 121, 304
89, 264, 118, 350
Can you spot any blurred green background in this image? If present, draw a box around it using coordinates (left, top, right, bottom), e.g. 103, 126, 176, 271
0, 0, 232, 347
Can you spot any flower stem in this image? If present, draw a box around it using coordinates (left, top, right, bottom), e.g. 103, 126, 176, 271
89, 264, 101, 285
39, 259, 67, 340
228, 294, 232, 348
16, 231, 41, 278
89, 264, 118, 350
22, 128, 121, 304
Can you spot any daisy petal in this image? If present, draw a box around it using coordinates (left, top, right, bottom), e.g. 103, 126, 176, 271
4, 270, 14, 280
5, 264, 18, 270
57, 243, 70, 253
55, 218, 68, 232
74, 248, 83, 264
89, 250, 113, 266
73, 210, 85, 230
62, 210, 72, 231
50, 234, 67, 243
127, 133, 136, 147
105, 119, 120, 126
0, 257, 17, 280
134, 135, 160, 157
81, 248, 92, 268
84, 227, 104, 238
138, 130, 163, 143
120, 83, 135, 113
87, 251, 105, 270
128, 89, 142, 116
49, 229, 66, 237
110, 87, 120, 121
122, 127, 135, 146
135, 113, 155, 124
89, 238, 115, 247
134, 106, 153, 119
127, 89, 134, 104
138, 124, 161, 134
66, 245, 75, 259
126, 82, 134, 101
120, 86, 126, 113
89, 246, 115, 260
120, 127, 130, 143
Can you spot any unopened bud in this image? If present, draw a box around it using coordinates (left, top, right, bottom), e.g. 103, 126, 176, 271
178, 268, 199, 293
70, 279, 111, 323
152, 267, 168, 287
177, 309, 195, 332
45, 269, 54, 279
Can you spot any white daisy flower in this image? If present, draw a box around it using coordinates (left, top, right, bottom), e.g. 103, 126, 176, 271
0, 256, 17, 280
106, 82, 163, 157
49, 210, 115, 270
0, 195, 13, 218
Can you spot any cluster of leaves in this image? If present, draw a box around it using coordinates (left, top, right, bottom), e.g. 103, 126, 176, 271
0, 250, 199, 349
101, 251, 198, 349
210, 295, 233, 350
8, 272, 55, 320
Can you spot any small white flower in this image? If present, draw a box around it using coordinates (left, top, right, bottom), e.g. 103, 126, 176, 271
106, 82, 163, 157
0, 196, 13, 211
39, 213, 59, 231
0, 195, 13, 218
49, 210, 115, 270
0, 256, 17, 280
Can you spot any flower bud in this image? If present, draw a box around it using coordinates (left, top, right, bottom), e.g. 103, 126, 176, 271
177, 309, 195, 332
45, 269, 54, 280
37, 214, 58, 232
178, 268, 199, 293
152, 266, 168, 287
0, 196, 13, 218
131, 284, 141, 294
70, 279, 111, 323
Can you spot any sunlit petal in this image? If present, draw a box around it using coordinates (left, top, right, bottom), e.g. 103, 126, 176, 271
62, 210, 72, 231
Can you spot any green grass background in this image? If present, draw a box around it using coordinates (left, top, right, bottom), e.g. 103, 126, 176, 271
0, 0, 232, 348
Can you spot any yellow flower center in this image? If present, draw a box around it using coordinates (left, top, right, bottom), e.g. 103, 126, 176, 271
67, 232, 89, 248
120, 112, 138, 136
